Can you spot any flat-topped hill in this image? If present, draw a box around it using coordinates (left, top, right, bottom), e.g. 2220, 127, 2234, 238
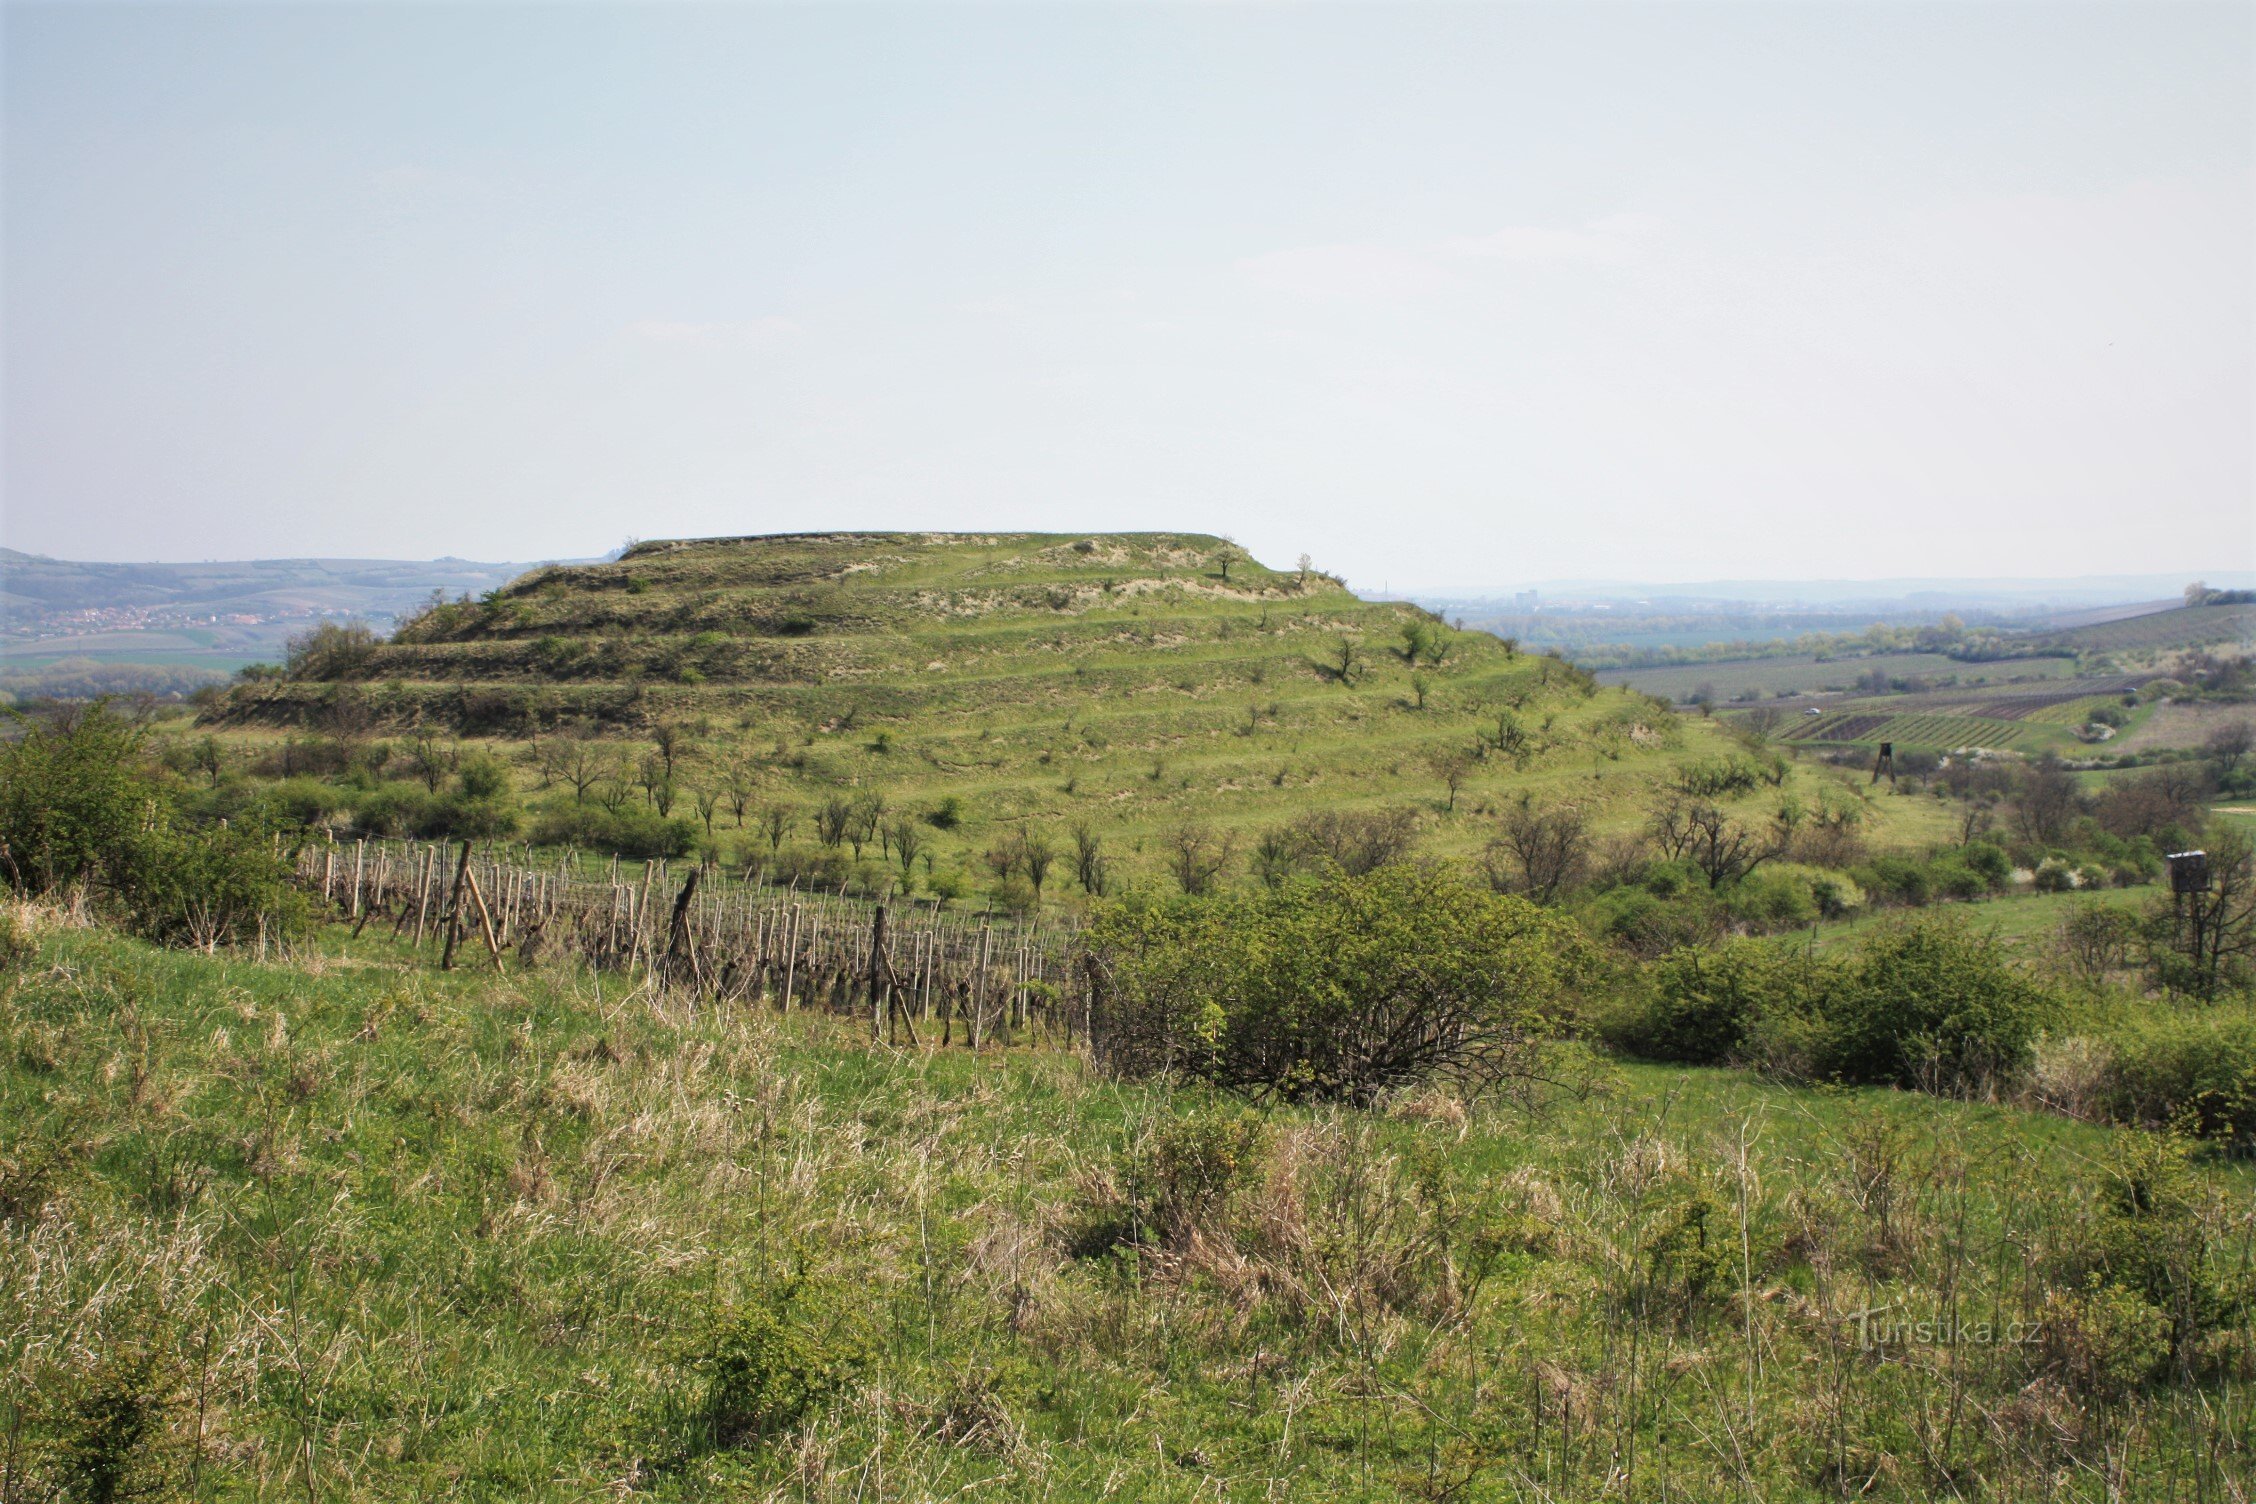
221, 531, 1518, 727
214, 532, 1928, 875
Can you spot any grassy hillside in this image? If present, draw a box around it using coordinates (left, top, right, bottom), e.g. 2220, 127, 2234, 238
215, 533, 1947, 879
6, 912, 2248, 1502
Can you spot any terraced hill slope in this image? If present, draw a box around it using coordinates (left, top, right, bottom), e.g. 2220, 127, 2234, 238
218, 532, 1937, 875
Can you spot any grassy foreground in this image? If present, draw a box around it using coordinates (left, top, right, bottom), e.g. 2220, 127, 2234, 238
4, 914, 2250, 1502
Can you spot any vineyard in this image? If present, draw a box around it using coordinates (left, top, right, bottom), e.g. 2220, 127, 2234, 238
1778, 710, 2033, 749
293, 837, 1079, 1045
2030, 601, 2256, 653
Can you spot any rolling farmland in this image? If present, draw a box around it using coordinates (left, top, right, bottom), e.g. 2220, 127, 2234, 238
1593, 650, 2073, 701
1778, 709, 2035, 750
2030, 601, 2255, 653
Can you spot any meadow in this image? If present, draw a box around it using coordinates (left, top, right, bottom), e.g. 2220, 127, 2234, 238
5, 909, 2250, 1503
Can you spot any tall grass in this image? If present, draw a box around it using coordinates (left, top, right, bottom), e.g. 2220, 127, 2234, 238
2, 914, 2249, 1500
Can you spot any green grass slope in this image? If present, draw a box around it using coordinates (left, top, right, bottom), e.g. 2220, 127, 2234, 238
5, 916, 2247, 1501
218, 533, 1941, 873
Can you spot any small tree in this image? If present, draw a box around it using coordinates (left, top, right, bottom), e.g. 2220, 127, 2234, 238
760, 802, 793, 855
1327, 635, 1365, 686
559, 741, 618, 802
406, 729, 457, 793
846, 793, 885, 860
2011, 755, 2083, 845
815, 796, 853, 848
651, 722, 689, 782
1483, 804, 1590, 904
1168, 824, 1239, 896
637, 752, 677, 817
723, 755, 762, 827
692, 784, 723, 840
1019, 828, 1056, 896
887, 816, 926, 887
2207, 720, 2254, 780
190, 735, 225, 787
1683, 802, 1781, 890
1072, 823, 1110, 896
1427, 747, 1475, 813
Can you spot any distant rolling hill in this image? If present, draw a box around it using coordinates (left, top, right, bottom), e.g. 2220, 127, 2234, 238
0, 549, 560, 697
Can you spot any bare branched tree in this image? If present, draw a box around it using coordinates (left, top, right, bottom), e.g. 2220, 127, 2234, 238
1072, 823, 1110, 896
1482, 803, 1590, 903
1168, 824, 1239, 896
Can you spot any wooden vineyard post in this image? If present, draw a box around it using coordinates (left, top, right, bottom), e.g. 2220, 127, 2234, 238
868, 905, 888, 1042
439, 841, 473, 971
781, 905, 801, 1015
460, 854, 506, 972
664, 867, 702, 988
970, 923, 992, 1051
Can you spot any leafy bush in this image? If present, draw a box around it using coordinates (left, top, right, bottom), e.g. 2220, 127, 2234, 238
695, 1279, 871, 1447
283, 619, 378, 679
1124, 1106, 1269, 1250
115, 821, 313, 950
1960, 840, 2013, 888
1637, 1173, 1742, 1326
2052, 1134, 2253, 1381
0, 707, 307, 947
1856, 855, 1934, 907
0, 708, 151, 894
1575, 880, 1726, 958
531, 803, 697, 859
1086, 864, 1595, 1104
1818, 916, 2053, 1091
2097, 1011, 2256, 1146
2037, 1277, 2171, 1401
1605, 940, 1835, 1066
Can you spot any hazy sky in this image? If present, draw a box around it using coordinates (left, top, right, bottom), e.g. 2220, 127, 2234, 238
4, 1, 2251, 589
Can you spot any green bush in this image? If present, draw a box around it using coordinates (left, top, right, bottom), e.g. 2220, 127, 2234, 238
1087, 864, 1595, 1104
1576, 880, 1725, 958
0, 708, 151, 894
2098, 1011, 2256, 1145
115, 821, 313, 949
2055, 1134, 2253, 1379
1960, 840, 2012, 888
696, 1279, 871, 1447
1606, 940, 1835, 1066
531, 803, 697, 859
0, 707, 307, 947
1818, 915, 2053, 1091
1125, 1106, 1269, 1249
1857, 856, 1933, 907
2038, 1277, 2172, 1401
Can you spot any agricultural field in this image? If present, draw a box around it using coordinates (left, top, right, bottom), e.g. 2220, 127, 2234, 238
1778, 710, 2036, 751
1594, 651, 2074, 702
1748, 675, 2172, 756
204, 533, 1951, 887
2031, 602, 2256, 655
